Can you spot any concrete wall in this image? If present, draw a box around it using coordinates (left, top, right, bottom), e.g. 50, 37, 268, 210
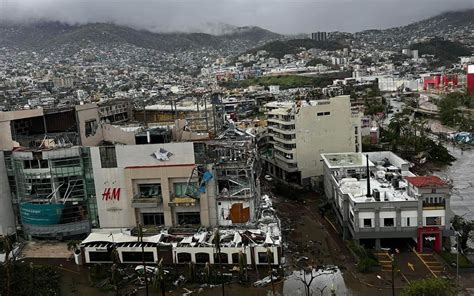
101, 124, 136, 145
0, 109, 44, 150
0, 152, 15, 235
295, 96, 361, 181
76, 104, 103, 146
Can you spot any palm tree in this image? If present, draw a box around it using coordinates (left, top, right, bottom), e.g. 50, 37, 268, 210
152, 258, 166, 296
267, 248, 275, 295
110, 245, 121, 296
1, 235, 13, 296
213, 228, 225, 295
238, 251, 247, 281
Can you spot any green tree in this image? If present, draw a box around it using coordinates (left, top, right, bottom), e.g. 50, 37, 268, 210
451, 215, 474, 251
152, 258, 167, 296
401, 278, 456, 296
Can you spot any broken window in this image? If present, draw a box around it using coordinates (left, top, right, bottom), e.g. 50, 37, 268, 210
426, 217, 442, 226
122, 251, 154, 263
383, 218, 394, 227
177, 252, 192, 263
138, 184, 162, 198
258, 251, 274, 264
363, 218, 372, 228
195, 253, 210, 264
177, 212, 200, 225
85, 119, 98, 137
142, 213, 164, 226
99, 146, 117, 168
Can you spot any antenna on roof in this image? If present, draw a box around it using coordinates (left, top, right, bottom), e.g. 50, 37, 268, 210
366, 154, 372, 197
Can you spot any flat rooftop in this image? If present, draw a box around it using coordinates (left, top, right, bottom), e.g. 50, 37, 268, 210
322, 153, 373, 168
340, 177, 415, 203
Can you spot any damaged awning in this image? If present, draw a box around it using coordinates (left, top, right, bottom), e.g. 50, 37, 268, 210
168, 197, 197, 207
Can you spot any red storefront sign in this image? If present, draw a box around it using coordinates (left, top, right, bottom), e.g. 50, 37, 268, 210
417, 226, 442, 252
102, 188, 121, 201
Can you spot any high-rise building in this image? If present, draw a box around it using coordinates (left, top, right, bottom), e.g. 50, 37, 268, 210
311, 31, 327, 42
262, 95, 362, 185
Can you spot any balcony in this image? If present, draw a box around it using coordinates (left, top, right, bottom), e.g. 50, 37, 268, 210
267, 117, 296, 125
268, 125, 295, 135
422, 203, 445, 210
132, 195, 162, 208
273, 144, 296, 154
273, 135, 296, 145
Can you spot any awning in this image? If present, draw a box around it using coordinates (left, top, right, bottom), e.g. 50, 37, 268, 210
168, 197, 197, 207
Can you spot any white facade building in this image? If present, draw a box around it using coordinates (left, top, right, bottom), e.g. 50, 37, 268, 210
263, 95, 361, 185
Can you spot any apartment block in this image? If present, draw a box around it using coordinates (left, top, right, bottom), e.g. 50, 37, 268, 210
263, 95, 361, 185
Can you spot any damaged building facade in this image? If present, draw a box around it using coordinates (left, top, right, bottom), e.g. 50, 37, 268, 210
322, 151, 453, 252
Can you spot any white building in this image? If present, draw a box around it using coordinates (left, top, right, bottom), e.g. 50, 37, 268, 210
262, 95, 361, 185
322, 151, 452, 251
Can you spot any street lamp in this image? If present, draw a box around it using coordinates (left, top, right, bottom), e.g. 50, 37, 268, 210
455, 231, 461, 287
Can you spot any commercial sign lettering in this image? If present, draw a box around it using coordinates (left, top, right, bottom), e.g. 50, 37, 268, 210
102, 188, 121, 201
424, 236, 436, 242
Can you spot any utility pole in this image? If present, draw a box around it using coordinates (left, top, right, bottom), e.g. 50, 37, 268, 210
139, 224, 149, 296
391, 254, 395, 296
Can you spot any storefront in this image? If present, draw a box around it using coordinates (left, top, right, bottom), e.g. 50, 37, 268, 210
416, 226, 442, 252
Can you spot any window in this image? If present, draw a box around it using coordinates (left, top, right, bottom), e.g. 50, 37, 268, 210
174, 182, 188, 197
99, 146, 117, 168
142, 213, 164, 226
231, 253, 241, 264
213, 253, 229, 264
195, 253, 210, 264
258, 251, 274, 264
363, 218, 372, 228
138, 184, 162, 198
349, 212, 354, 222
122, 251, 154, 263
177, 253, 192, 263
383, 218, 394, 227
177, 212, 201, 225
85, 119, 98, 137
431, 188, 436, 194
88, 251, 112, 262
426, 217, 442, 226
406, 217, 411, 227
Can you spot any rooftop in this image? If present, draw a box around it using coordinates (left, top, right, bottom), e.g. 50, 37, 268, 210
340, 177, 415, 203
322, 153, 370, 168
405, 176, 448, 188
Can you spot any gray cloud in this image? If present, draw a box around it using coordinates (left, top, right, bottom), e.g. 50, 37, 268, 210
0, 0, 472, 34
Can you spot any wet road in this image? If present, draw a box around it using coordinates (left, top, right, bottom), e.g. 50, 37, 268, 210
435, 145, 474, 221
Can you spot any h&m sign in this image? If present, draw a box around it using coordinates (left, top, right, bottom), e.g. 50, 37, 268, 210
102, 188, 121, 201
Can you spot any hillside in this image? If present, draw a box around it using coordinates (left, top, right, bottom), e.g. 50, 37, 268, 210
0, 22, 282, 52
350, 9, 474, 49
245, 39, 344, 59
410, 39, 472, 65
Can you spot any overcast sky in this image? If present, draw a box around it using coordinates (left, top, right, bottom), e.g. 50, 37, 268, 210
1, 0, 473, 34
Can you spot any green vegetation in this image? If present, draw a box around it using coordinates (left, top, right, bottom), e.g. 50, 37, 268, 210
246, 39, 344, 59
401, 278, 457, 296
438, 92, 474, 131
382, 110, 455, 165
221, 73, 349, 90
347, 241, 380, 272
410, 39, 472, 66
0, 263, 61, 296
438, 251, 473, 268
305, 58, 330, 67
451, 215, 474, 252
